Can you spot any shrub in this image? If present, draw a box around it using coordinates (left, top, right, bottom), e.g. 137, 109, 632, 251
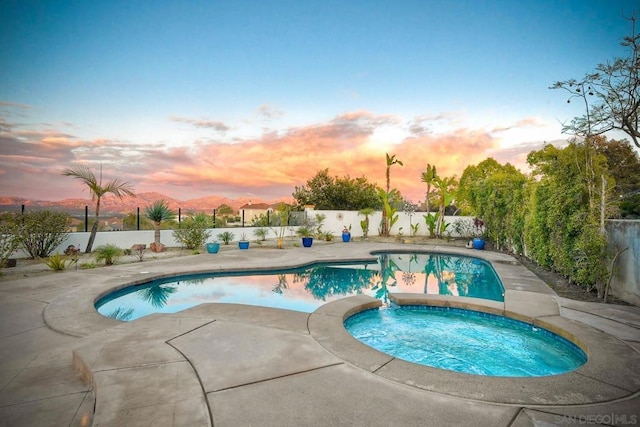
253, 227, 268, 241
17, 211, 71, 258
45, 253, 68, 271
0, 217, 20, 267
173, 213, 212, 249
217, 231, 234, 245
95, 244, 123, 266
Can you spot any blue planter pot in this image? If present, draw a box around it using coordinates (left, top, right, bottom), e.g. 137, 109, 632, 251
302, 237, 313, 247
342, 233, 351, 242
206, 242, 220, 254
472, 238, 485, 250
238, 241, 250, 250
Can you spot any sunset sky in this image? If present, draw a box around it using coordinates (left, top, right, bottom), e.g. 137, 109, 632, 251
0, 0, 635, 203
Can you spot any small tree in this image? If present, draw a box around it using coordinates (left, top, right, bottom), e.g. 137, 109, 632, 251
172, 213, 212, 250
18, 211, 71, 259
144, 200, 176, 252
270, 203, 291, 249
62, 164, 134, 252
216, 204, 235, 216
0, 216, 20, 267
358, 208, 375, 238
293, 169, 382, 210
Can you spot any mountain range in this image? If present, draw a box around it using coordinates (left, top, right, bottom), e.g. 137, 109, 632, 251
0, 193, 293, 215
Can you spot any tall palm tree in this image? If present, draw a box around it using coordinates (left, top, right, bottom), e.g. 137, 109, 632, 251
144, 200, 176, 252
433, 175, 457, 237
62, 164, 135, 253
381, 153, 403, 237
421, 163, 437, 213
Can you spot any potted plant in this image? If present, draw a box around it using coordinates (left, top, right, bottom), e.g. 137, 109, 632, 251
238, 232, 250, 250
342, 225, 351, 242
297, 225, 314, 247
471, 218, 486, 250
206, 241, 220, 254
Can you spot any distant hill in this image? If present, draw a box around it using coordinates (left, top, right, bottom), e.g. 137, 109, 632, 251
0, 192, 294, 215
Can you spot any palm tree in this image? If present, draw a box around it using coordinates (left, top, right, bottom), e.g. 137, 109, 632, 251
421, 163, 437, 213
144, 200, 176, 252
381, 153, 403, 237
433, 175, 457, 237
62, 164, 135, 253
358, 208, 375, 238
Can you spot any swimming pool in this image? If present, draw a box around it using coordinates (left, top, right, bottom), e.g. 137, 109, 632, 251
95, 252, 505, 321
344, 305, 588, 377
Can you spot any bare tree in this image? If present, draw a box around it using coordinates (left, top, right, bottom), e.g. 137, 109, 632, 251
551, 15, 640, 148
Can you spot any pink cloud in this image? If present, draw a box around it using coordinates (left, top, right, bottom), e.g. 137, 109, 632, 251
0, 109, 556, 202
170, 115, 230, 132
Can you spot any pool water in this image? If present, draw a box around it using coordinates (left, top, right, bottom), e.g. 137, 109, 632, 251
95, 252, 505, 321
96, 263, 378, 320
344, 306, 587, 377
374, 252, 504, 302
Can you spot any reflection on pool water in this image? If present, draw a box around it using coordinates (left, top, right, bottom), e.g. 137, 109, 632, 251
345, 306, 588, 377
95, 252, 505, 321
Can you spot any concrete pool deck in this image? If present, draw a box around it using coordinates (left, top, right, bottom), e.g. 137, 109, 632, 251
0, 241, 639, 426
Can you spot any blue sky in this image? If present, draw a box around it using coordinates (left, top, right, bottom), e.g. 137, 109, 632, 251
0, 0, 635, 202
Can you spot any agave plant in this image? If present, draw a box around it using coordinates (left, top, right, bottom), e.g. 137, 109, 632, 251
45, 253, 69, 271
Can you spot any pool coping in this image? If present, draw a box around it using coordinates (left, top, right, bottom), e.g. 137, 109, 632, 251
43, 243, 640, 411
309, 294, 640, 405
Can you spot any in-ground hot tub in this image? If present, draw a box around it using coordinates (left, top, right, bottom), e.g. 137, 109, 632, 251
345, 305, 587, 377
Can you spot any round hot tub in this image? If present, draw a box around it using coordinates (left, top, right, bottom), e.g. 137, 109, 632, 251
344, 305, 587, 377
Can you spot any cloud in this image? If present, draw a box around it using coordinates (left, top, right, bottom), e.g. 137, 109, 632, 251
0, 101, 31, 110
256, 104, 284, 120
0, 109, 562, 202
487, 138, 570, 172
170, 115, 230, 132
408, 112, 462, 136
490, 117, 548, 134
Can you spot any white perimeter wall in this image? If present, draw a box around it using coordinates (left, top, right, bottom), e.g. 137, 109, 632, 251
49, 210, 474, 254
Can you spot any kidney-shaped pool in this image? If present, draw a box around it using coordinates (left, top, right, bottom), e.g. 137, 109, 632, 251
95, 252, 505, 321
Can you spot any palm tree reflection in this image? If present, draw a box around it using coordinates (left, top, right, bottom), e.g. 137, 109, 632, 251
138, 284, 178, 308
302, 264, 377, 300
107, 307, 135, 321
272, 274, 289, 294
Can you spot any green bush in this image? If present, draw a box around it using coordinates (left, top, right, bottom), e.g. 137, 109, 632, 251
16, 211, 71, 258
0, 217, 20, 267
45, 253, 68, 271
95, 244, 123, 266
172, 213, 212, 249
217, 231, 235, 245
253, 227, 268, 241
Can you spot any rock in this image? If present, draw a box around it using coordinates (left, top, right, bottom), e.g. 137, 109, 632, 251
149, 242, 165, 252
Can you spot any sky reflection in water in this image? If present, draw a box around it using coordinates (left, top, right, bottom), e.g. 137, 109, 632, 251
96, 253, 504, 321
